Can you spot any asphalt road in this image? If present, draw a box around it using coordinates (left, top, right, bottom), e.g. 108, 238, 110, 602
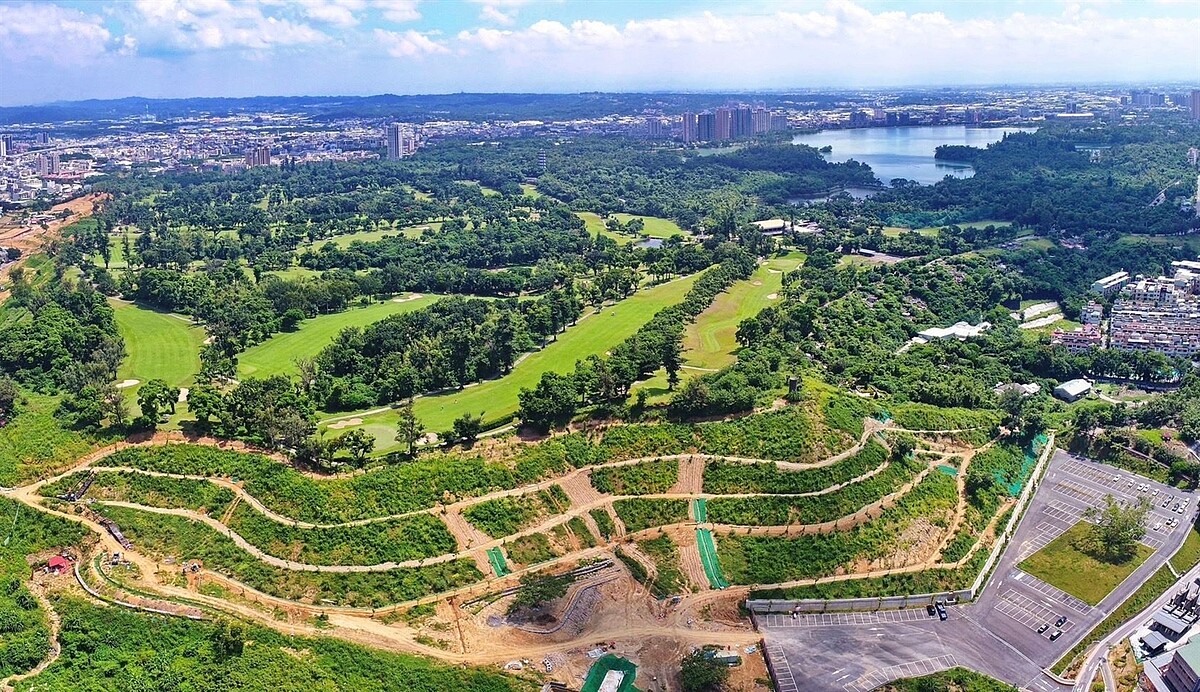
759, 449, 1197, 691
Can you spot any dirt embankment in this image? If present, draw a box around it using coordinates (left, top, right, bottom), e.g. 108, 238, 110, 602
0, 193, 106, 302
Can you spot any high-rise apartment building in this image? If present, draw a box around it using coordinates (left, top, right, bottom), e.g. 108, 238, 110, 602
1191, 89, 1200, 121
752, 108, 770, 134
697, 112, 716, 142
734, 106, 754, 138
244, 146, 271, 167
714, 107, 733, 141
681, 112, 697, 143
385, 123, 418, 160
646, 118, 664, 138
0, 135, 9, 158
34, 132, 49, 146
37, 153, 59, 176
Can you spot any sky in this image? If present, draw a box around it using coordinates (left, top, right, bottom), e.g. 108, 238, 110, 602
1, 0, 1198, 106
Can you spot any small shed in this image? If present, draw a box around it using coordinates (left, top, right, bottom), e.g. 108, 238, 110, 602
47, 556, 71, 575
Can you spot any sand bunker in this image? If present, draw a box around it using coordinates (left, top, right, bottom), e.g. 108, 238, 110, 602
752, 281, 763, 286
392, 293, 425, 303
767, 293, 779, 300
767, 269, 783, 274
115, 379, 139, 389
328, 418, 363, 430
178, 388, 189, 403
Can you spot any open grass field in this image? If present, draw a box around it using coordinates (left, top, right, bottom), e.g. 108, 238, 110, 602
881, 226, 938, 237
403, 185, 432, 201
238, 294, 440, 378
519, 183, 542, 199
576, 212, 634, 245
455, 180, 501, 197
1118, 233, 1200, 254
611, 213, 687, 238
320, 272, 703, 451
264, 266, 325, 281
112, 300, 205, 393
308, 222, 444, 249
1018, 521, 1152, 606
681, 252, 804, 371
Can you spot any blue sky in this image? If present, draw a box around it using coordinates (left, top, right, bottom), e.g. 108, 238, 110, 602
1, 1, 1197, 106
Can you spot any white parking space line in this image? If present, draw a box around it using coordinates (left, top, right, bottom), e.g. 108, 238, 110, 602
1014, 570, 1092, 614
843, 655, 957, 692
764, 642, 800, 692
995, 590, 1077, 633
760, 608, 931, 629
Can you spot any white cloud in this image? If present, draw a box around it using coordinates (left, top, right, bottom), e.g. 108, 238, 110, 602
0, 3, 125, 64
452, 0, 1199, 90
479, 5, 515, 25
471, 0, 532, 25
373, 0, 421, 23
294, 0, 365, 28
374, 28, 448, 57
131, 0, 328, 52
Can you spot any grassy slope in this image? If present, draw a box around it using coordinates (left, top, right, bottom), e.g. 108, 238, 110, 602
0, 393, 110, 486
238, 295, 440, 379
1018, 521, 1152, 606
682, 253, 804, 371
321, 273, 703, 452
112, 300, 205, 392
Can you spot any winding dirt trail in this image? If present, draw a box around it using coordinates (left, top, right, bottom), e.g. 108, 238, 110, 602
0, 421, 1001, 670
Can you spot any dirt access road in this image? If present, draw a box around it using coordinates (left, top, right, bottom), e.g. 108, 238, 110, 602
0, 193, 105, 302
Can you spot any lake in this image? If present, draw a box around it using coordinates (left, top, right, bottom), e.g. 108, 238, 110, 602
792, 125, 1035, 186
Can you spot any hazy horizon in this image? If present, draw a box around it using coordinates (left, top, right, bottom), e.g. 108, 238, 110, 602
2, 0, 1198, 108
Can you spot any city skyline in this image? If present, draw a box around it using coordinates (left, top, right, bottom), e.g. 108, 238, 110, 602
2, 0, 1199, 107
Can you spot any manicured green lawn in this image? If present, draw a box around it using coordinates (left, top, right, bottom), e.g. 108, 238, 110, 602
320, 273, 703, 451
611, 213, 687, 238
112, 300, 205, 392
519, 183, 542, 199
1018, 521, 1152, 606
308, 222, 444, 249
264, 266, 324, 281
576, 212, 634, 245
455, 180, 501, 196
911, 219, 1010, 234
682, 253, 804, 371
237, 295, 440, 378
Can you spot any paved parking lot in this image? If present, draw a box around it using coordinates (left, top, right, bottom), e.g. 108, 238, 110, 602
971, 450, 1193, 667
759, 450, 1196, 691
759, 608, 933, 629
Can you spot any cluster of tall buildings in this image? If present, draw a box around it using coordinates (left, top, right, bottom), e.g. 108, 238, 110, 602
678, 106, 788, 143
243, 145, 272, 167
385, 123, 419, 160
1053, 262, 1200, 359
37, 153, 59, 176
1125, 89, 1200, 120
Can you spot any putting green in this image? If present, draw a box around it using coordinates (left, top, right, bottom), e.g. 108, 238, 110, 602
320, 273, 702, 452
238, 295, 440, 379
